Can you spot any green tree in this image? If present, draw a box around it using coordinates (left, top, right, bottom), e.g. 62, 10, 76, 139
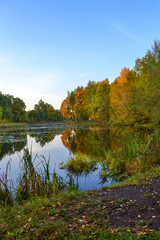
86, 81, 97, 119
67, 91, 76, 120
133, 40, 160, 123
27, 110, 37, 122
11, 97, 26, 122
0, 107, 2, 121
33, 100, 63, 122
0, 92, 13, 121
89, 79, 110, 121
145, 62, 160, 122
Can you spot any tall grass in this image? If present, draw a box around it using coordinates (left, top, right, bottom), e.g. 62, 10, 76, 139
0, 159, 13, 206
103, 128, 160, 178
0, 146, 79, 206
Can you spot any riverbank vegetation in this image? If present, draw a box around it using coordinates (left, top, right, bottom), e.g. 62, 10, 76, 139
0, 147, 79, 207
1, 127, 160, 204
0, 163, 160, 239
0, 95, 63, 123
0, 127, 160, 238
60, 40, 160, 125
60, 125, 160, 180
99, 128, 160, 180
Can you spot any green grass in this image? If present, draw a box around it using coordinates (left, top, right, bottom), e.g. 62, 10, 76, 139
1, 180, 160, 239
1, 164, 160, 239
101, 165, 160, 190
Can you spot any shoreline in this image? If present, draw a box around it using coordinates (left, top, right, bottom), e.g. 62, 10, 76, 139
1, 166, 160, 239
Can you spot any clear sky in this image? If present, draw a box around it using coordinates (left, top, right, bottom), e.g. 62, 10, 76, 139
0, 0, 160, 110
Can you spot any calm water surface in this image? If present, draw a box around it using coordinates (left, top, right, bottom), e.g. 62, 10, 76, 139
0, 123, 121, 190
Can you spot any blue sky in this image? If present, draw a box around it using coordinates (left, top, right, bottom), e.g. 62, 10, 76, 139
0, 0, 160, 110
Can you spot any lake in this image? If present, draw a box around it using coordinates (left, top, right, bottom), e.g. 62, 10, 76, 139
0, 123, 122, 190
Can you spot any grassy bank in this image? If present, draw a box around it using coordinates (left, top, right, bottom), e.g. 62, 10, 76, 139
1, 127, 160, 239
0, 166, 160, 239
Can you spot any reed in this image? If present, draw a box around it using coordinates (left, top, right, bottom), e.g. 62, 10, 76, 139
103, 129, 160, 178
0, 145, 79, 206
0, 159, 13, 206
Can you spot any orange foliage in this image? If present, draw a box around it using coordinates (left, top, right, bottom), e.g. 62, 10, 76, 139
110, 67, 130, 122
117, 67, 129, 84
74, 89, 88, 120
60, 99, 71, 119
74, 130, 89, 154
61, 129, 72, 149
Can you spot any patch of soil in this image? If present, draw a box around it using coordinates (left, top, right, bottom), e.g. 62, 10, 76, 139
69, 177, 160, 232
94, 177, 160, 230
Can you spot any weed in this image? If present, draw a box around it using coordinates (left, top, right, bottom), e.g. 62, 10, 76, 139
144, 192, 153, 198
139, 205, 147, 211
138, 219, 150, 226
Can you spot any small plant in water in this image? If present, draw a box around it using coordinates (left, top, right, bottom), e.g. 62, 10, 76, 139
60, 153, 98, 176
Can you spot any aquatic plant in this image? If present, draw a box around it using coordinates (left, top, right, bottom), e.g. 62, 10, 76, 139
0, 145, 79, 206
103, 129, 160, 178
60, 153, 98, 176
15, 148, 79, 202
0, 159, 13, 206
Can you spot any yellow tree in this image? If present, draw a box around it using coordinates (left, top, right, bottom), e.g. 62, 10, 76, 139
110, 67, 130, 123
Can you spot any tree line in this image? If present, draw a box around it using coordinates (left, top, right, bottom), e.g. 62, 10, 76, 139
60, 40, 160, 124
0, 95, 63, 123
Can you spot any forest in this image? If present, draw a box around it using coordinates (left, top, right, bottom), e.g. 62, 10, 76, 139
0, 96, 63, 123
1, 40, 160, 125
60, 41, 160, 125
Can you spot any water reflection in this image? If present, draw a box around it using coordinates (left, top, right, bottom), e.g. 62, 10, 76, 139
0, 124, 124, 189
29, 129, 56, 147
0, 132, 27, 160
61, 127, 119, 160
0, 124, 122, 166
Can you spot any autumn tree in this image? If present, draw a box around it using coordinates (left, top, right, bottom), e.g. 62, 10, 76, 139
110, 67, 131, 123
74, 89, 88, 121
60, 98, 71, 119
